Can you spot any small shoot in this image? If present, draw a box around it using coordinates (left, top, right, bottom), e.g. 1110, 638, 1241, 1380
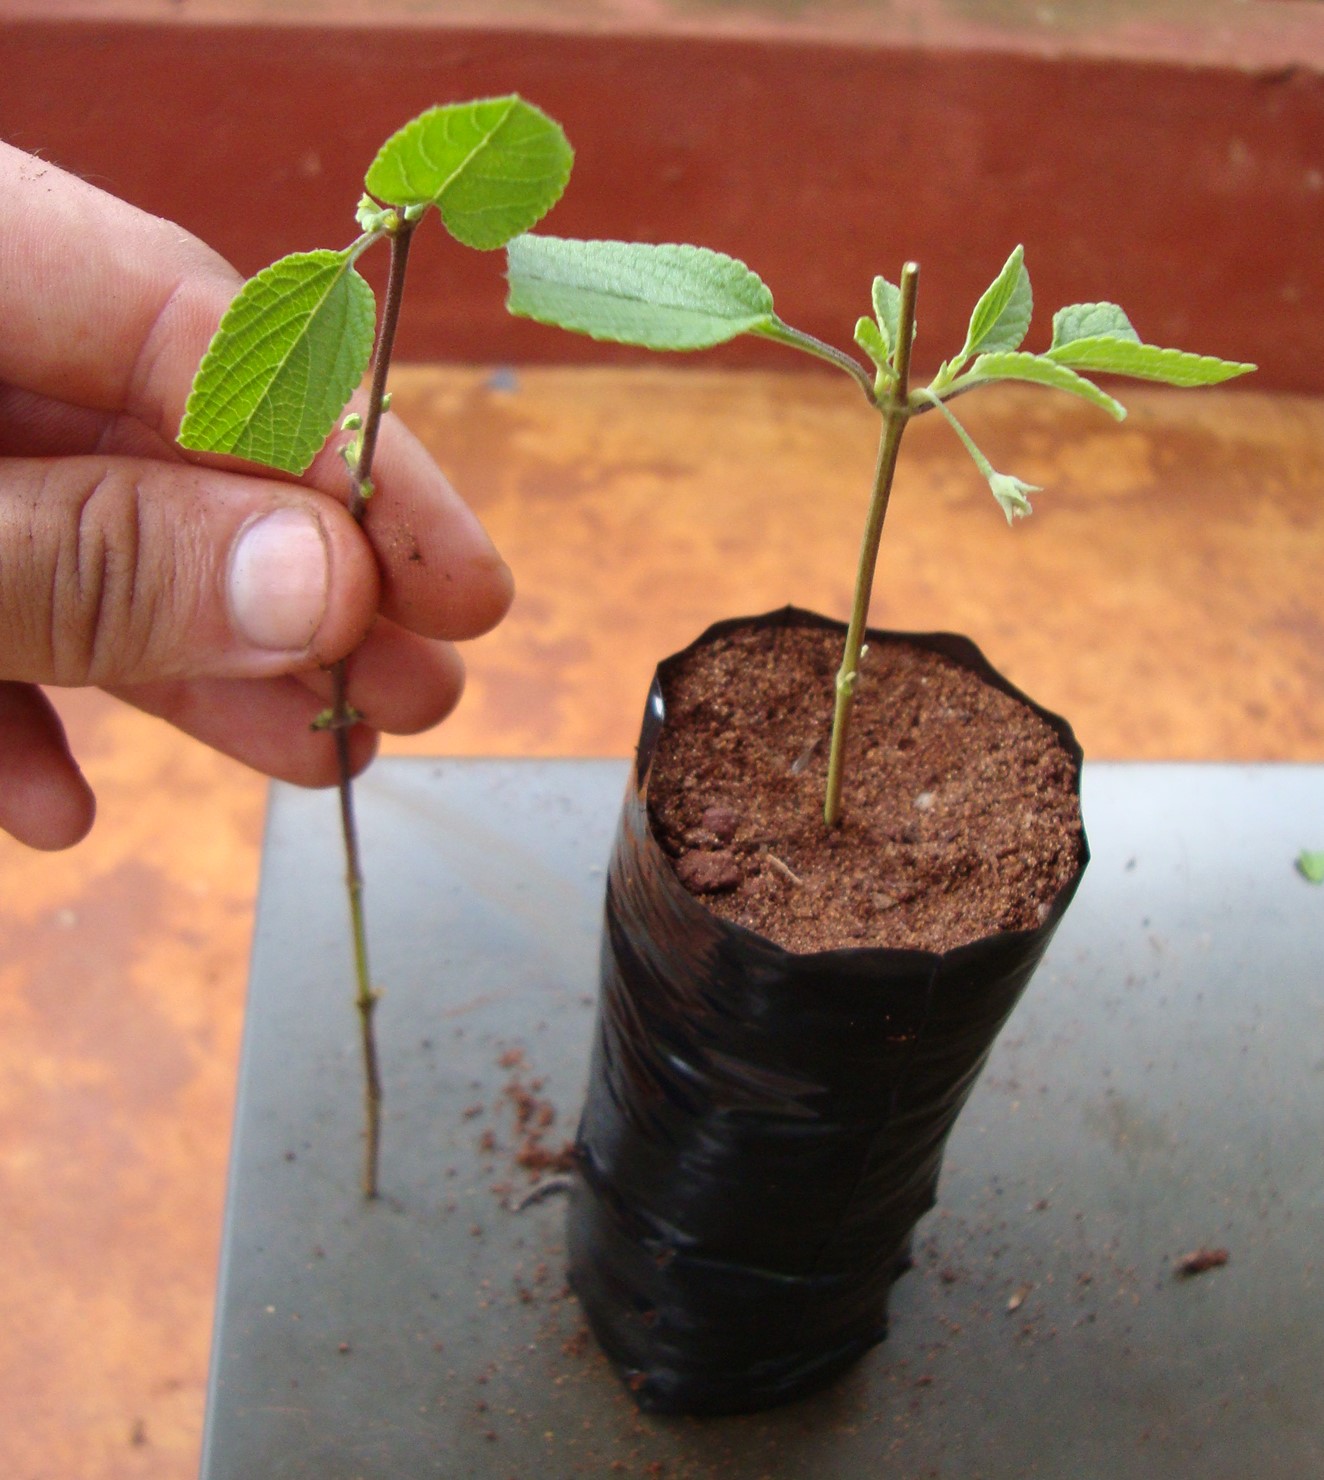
1297, 849, 1324, 885
180, 97, 572, 1198
506, 236, 1255, 825
182, 96, 572, 477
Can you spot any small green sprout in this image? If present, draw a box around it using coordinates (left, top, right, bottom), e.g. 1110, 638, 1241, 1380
504, 235, 1255, 825
1297, 849, 1324, 885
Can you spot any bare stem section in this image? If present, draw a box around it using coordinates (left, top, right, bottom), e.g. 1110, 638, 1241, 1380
330, 673, 381, 1198
823, 262, 920, 829
330, 215, 418, 1199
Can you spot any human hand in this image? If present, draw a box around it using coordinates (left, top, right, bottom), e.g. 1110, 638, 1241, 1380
0, 141, 513, 850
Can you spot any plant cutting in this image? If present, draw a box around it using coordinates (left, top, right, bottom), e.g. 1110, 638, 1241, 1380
177, 97, 573, 1197
504, 233, 1255, 1412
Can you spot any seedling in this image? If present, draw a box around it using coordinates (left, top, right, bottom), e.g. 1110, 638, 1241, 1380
179, 97, 573, 1196
504, 236, 1256, 825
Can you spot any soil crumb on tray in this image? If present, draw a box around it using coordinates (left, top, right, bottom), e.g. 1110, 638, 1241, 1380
1174, 1247, 1230, 1279
646, 617, 1085, 955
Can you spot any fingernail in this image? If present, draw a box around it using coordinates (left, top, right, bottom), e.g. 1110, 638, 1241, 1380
228, 508, 330, 651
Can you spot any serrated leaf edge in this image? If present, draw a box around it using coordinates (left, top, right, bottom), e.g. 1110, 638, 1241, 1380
179, 248, 375, 475
1050, 301, 1140, 350
1045, 337, 1256, 387
366, 96, 572, 250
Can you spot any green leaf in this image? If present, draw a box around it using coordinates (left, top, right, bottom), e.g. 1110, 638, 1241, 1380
872, 275, 901, 356
506, 236, 777, 350
1297, 849, 1324, 885
178, 249, 376, 475
1045, 336, 1256, 387
853, 315, 890, 370
1048, 303, 1254, 383
853, 316, 897, 393
965, 351, 1127, 419
961, 245, 1033, 359
1051, 301, 1140, 349
365, 96, 573, 250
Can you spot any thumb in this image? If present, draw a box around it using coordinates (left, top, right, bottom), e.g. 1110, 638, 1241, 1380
0, 455, 380, 686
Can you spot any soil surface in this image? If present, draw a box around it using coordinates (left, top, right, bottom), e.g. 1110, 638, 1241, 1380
646, 616, 1085, 954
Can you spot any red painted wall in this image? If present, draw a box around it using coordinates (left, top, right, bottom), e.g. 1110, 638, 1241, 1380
3, 15, 1320, 388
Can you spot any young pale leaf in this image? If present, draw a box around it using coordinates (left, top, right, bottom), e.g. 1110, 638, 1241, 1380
1296, 848, 1324, 884
1045, 337, 1256, 387
1051, 301, 1140, 349
853, 315, 891, 374
354, 193, 395, 234
872, 275, 901, 356
179, 249, 376, 475
961, 245, 1033, 359
364, 96, 573, 250
506, 236, 777, 350
966, 351, 1127, 419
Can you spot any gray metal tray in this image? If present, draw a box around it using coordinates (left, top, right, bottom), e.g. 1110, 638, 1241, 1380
201, 761, 1323, 1479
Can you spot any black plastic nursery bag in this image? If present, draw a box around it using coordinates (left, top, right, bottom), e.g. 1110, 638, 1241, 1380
568, 609, 1088, 1416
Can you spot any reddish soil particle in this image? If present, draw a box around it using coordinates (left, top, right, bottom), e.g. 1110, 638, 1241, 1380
700, 803, 739, 842
516, 1140, 576, 1175
562, 1326, 591, 1358
675, 850, 741, 895
504, 1074, 574, 1178
1174, 1247, 1230, 1278
648, 618, 1084, 954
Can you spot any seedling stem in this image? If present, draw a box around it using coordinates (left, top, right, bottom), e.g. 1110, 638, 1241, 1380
825, 262, 919, 827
